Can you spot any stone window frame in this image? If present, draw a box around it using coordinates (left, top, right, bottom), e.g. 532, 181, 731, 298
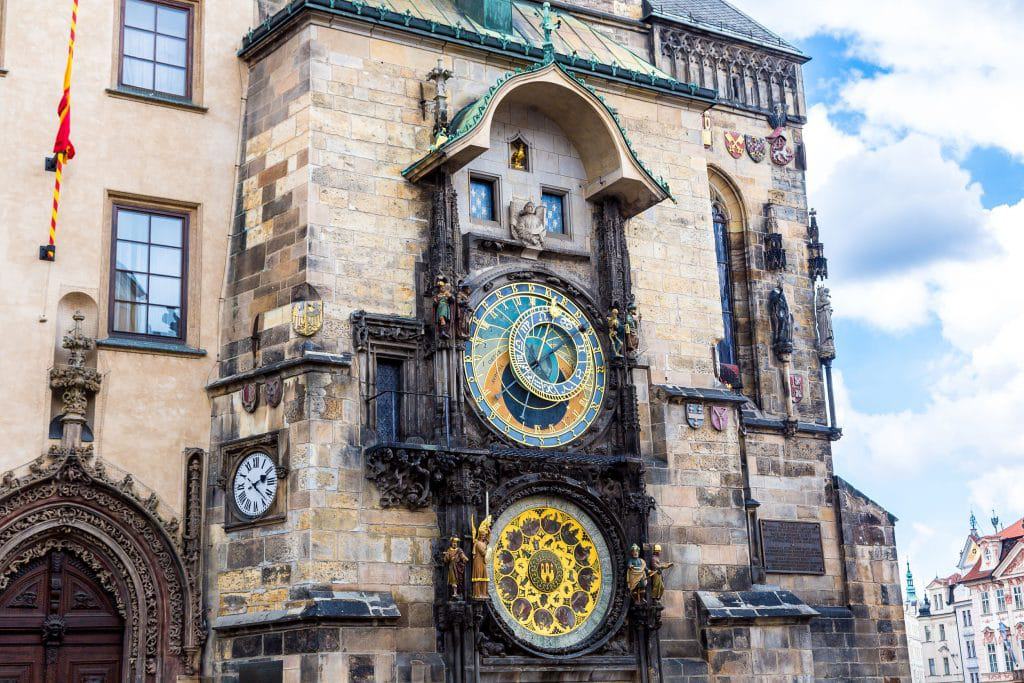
108, 0, 206, 111
219, 430, 289, 532
99, 192, 202, 350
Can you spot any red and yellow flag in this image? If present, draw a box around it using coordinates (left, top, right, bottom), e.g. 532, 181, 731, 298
43, 0, 79, 260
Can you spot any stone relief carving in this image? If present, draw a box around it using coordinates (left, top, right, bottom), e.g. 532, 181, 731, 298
768, 282, 794, 359
510, 199, 547, 248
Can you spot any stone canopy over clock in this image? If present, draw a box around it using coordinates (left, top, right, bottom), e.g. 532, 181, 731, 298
463, 279, 608, 449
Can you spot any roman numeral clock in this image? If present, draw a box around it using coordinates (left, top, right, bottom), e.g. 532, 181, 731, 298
220, 432, 289, 531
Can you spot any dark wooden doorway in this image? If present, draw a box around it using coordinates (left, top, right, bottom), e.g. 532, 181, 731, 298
0, 550, 124, 683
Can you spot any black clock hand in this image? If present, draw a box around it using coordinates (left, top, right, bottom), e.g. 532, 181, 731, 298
530, 338, 567, 369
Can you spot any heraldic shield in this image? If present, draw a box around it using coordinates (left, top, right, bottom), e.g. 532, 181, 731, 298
724, 131, 745, 159
291, 301, 324, 336
745, 135, 767, 163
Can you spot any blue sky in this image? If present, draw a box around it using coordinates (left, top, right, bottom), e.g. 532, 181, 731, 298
732, 0, 1024, 587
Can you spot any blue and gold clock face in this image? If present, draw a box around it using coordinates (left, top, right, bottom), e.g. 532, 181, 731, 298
464, 282, 607, 448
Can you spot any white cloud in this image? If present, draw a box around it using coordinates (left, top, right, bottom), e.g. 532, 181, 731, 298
968, 468, 1024, 524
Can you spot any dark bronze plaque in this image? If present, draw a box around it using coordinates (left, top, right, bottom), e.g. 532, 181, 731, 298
238, 660, 283, 683
759, 519, 825, 575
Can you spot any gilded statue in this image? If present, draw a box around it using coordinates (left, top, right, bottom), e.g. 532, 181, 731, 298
607, 307, 623, 357
624, 303, 641, 355
510, 139, 529, 170
471, 515, 493, 600
626, 544, 648, 602
649, 544, 675, 602
442, 536, 469, 599
512, 201, 546, 248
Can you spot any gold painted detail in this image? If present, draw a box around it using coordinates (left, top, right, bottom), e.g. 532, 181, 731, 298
492, 507, 601, 637
291, 302, 323, 337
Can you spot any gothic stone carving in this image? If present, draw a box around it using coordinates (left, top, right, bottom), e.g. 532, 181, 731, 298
351, 310, 425, 352
0, 446, 205, 680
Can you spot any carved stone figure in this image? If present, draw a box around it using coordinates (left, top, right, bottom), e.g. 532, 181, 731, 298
456, 283, 473, 341
607, 307, 623, 357
768, 283, 793, 358
433, 275, 454, 339
512, 201, 546, 248
626, 544, 648, 602
443, 536, 469, 599
649, 544, 675, 602
471, 516, 493, 600
815, 285, 836, 361
624, 303, 641, 355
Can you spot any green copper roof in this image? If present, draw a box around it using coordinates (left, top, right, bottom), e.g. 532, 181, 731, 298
240, 0, 717, 102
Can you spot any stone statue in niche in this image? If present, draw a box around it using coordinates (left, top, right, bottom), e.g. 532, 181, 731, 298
433, 274, 454, 339
649, 544, 675, 602
455, 283, 473, 341
626, 544, 649, 602
471, 515, 492, 600
509, 138, 529, 171
815, 285, 836, 361
510, 199, 547, 249
443, 536, 469, 599
768, 281, 793, 359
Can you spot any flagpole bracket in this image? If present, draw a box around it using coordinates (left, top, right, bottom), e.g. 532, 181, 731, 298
44, 155, 58, 172
39, 245, 56, 262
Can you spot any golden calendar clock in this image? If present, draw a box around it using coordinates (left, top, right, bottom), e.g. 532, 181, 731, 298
463, 282, 607, 448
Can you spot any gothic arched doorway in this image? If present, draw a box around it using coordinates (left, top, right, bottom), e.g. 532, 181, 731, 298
0, 550, 124, 683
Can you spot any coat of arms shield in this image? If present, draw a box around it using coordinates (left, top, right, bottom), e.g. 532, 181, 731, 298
264, 376, 283, 408
241, 383, 259, 413
710, 405, 730, 431
769, 134, 794, 166
790, 375, 805, 404
686, 402, 704, 428
745, 135, 767, 163
724, 131, 745, 159
291, 301, 324, 337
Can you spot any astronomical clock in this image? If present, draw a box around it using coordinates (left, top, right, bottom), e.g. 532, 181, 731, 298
463, 281, 607, 449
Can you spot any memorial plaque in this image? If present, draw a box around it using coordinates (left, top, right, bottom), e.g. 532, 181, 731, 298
759, 519, 825, 575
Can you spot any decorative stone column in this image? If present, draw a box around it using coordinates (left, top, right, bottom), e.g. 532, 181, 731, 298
48, 311, 101, 448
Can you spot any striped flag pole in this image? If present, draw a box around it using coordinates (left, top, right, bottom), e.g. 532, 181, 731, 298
41, 0, 79, 262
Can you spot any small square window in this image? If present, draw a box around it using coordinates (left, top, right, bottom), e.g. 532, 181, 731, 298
541, 191, 565, 235
110, 206, 187, 340
469, 177, 496, 222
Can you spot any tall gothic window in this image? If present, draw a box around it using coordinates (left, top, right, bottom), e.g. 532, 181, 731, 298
375, 359, 402, 443
712, 202, 736, 366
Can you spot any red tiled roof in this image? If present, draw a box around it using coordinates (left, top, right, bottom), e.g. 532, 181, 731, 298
998, 517, 1024, 540
960, 537, 1023, 584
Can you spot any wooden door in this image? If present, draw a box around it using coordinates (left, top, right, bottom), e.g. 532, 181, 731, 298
0, 551, 124, 683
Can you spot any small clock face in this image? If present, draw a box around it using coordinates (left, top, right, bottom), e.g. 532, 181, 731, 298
464, 282, 607, 448
232, 451, 278, 518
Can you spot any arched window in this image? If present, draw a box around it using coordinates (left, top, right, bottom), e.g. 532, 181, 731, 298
712, 202, 737, 367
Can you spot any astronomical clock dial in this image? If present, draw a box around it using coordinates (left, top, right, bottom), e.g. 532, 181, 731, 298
463, 282, 607, 448
232, 451, 278, 519
488, 497, 615, 653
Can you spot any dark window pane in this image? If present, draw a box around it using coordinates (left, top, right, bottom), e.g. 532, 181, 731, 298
150, 245, 182, 276
148, 275, 181, 306
375, 360, 402, 442
148, 306, 181, 337
123, 57, 154, 90
541, 192, 565, 234
155, 35, 186, 67
123, 27, 155, 59
156, 5, 189, 38
115, 271, 149, 303
154, 64, 186, 96
125, 0, 156, 30
150, 214, 183, 246
116, 241, 149, 271
113, 302, 147, 334
116, 210, 150, 241
469, 179, 494, 221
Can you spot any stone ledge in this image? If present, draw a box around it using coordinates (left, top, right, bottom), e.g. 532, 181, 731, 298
105, 87, 208, 113
652, 384, 749, 404
206, 350, 353, 393
482, 655, 635, 672
212, 590, 401, 634
696, 589, 820, 624
96, 337, 207, 357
